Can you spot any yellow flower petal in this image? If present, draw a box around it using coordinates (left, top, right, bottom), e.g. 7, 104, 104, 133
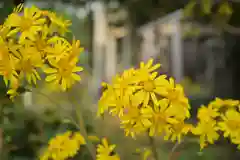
45, 74, 56, 82
44, 68, 58, 74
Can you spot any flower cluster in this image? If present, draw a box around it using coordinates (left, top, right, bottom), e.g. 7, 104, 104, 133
98, 59, 192, 140
40, 131, 86, 160
40, 132, 120, 160
0, 4, 83, 99
98, 59, 240, 151
96, 138, 120, 160
192, 97, 240, 149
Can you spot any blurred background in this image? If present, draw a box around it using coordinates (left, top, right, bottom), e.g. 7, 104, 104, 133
1, 0, 240, 159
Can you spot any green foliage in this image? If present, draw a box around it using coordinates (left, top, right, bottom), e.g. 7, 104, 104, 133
184, 0, 233, 28
0, 102, 95, 160
0, 0, 15, 24
177, 145, 231, 160
201, 0, 212, 15
219, 2, 232, 15
184, 0, 197, 18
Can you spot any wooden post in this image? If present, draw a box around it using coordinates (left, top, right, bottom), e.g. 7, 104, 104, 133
140, 26, 158, 62
105, 33, 117, 81
121, 24, 132, 69
170, 17, 183, 82
91, 1, 107, 96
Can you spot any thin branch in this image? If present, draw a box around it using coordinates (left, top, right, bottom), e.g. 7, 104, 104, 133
67, 92, 96, 160
148, 135, 159, 160
31, 89, 96, 160
168, 141, 182, 160
224, 24, 240, 34
75, 105, 96, 159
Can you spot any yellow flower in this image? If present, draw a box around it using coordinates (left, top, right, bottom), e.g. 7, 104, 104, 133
139, 58, 161, 72
109, 94, 128, 117
217, 109, 240, 139
68, 38, 84, 64
132, 70, 168, 106
192, 119, 219, 150
96, 138, 120, 160
161, 78, 190, 118
0, 25, 12, 40
0, 4, 85, 98
0, 44, 19, 87
44, 37, 70, 62
165, 78, 188, 104
101, 85, 136, 117
147, 99, 179, 136
98, 59, 192, 141
120, 122, 145, 138
209, 97, 239, 110
19, 43, 43, 62
0, 37, 10, 61
197, 105, 219, 122
111, 68, 137, 105
15, 48, 42, 85
44, 58, 83, 91
98, 68, 137, 117
2, 66, 19, 88
45, 11, 72, 35
40, 131, 85, 160
164, 121, 193, 143
6, 5, 45, 43
98, 84, 116, 116
131, 59, 169, 106
120, 104, 152, 132
25, 25, 51, 58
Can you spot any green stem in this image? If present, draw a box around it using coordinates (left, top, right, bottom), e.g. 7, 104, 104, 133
33, 89, 96, 160
0, 128, 3, 158
148, 135, 159, 160
67, 91, 96, 160
76, 108, 96, 159
168, 141, 182, 160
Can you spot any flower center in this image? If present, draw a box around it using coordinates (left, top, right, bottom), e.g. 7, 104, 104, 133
143, 81, 155, 92
22, 60, 33, 73
227, 120, 240, 130
59, 68, 72, 77
154, 113, 167, 124
20, 18, 32, 31
36, 39, 46, 51
167, 88, 179, 100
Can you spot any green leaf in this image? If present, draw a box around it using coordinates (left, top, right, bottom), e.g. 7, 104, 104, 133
184, 0, 197, 17
87, 135, 100, 143
218, 2, 233, 16
142, 148, 152, 160
5, 135, 12, 143
62, 118, 72, 124
201, 0, 212, 15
